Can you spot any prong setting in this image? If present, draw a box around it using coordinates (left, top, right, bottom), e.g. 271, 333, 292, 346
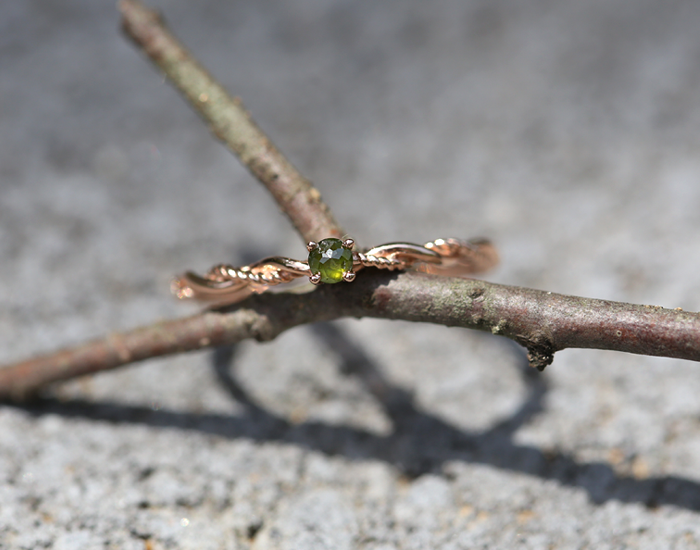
307, 241, 318, 252
342, 271, 356, 282
309, 273, 322, 285
342, 238, 355, 250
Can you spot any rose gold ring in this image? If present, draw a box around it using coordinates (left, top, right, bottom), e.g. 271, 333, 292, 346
172, 237, 498, 306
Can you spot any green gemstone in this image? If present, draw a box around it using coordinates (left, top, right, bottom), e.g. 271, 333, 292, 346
308, 238, 354, 284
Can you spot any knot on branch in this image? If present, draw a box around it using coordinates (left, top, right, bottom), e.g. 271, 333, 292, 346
526, 338, 555, 371
228, 309, 276, 343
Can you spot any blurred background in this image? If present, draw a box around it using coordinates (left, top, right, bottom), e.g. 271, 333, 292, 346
2, 0, 700, 548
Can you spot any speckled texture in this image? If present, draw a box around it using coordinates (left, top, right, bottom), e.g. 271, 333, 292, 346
2, 0, 700, 548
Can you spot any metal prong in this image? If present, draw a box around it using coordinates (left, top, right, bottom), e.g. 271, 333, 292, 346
309, 273, 322, 285
307, 241, 318, 252
342, 271, 356, 282
342, 238, 354, 249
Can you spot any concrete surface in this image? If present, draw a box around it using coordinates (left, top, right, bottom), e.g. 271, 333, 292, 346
2, 0, 700, 548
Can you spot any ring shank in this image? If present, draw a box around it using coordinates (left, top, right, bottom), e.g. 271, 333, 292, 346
173, 238, 498, 305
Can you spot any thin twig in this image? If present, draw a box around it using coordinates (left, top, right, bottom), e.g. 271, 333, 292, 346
2, 271, 699, 400
118, 0, 343, 243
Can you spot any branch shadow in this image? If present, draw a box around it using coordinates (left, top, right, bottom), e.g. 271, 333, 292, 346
11, 322, 700, 512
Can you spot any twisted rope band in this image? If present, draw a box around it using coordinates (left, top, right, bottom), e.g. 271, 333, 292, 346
172, 237, 498, 306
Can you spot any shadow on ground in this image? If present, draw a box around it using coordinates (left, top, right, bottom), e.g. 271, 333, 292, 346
11, 322, 700, 512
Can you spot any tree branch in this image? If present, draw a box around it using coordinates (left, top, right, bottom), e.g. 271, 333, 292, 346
2, 0, 698, 403
2, 271, 699, 400
118, 0, 343, 243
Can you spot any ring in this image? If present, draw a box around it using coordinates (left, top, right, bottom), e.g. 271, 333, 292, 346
172, 237, 498, 305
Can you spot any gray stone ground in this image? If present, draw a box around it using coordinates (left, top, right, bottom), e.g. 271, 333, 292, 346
2, 0, 700, 548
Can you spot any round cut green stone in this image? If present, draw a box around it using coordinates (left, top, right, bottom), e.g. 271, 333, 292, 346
308, 238, 354, 283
